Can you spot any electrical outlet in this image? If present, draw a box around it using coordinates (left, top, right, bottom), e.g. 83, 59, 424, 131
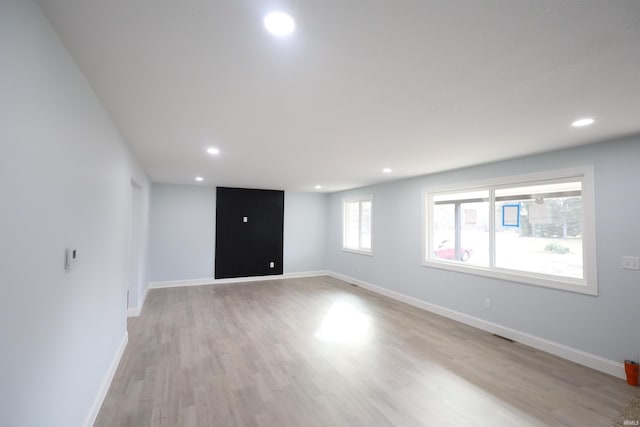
622, 256, 640, 270
269, 261, 275, 268
484, 298, 491, 309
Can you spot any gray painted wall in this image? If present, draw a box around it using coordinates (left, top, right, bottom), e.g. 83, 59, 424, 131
326, 137, 640, 364
148, 184, 217, 281
148, 185, 327, 281
284, 191, 327, 272
0, 1, 150, 426
128, 181, 150, 309
4, 2, 636, 425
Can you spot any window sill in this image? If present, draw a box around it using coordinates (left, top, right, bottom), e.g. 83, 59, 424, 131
342, 248, 374, 257
421, 259, 597, 296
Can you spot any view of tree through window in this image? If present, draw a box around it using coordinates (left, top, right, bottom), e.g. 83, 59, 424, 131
494, 182, 583, 278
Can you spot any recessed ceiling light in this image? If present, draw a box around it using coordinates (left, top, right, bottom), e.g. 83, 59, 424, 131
315, 185, 322, 189
264, 12, 295, 36
571, 118, 595, 127
195, 176, 204, 182
382, 168, 392, 173
206, 147, 220, 155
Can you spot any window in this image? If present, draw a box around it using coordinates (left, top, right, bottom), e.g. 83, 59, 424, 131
423, 167, 597, 295
343, 196, 373, 254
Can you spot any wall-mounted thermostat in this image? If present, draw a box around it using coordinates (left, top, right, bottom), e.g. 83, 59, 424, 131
65, 248, 78, 271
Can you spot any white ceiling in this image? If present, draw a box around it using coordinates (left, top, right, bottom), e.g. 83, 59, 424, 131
38, 0, 640, 192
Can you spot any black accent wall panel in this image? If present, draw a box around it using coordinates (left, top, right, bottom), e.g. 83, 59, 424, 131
215, 187, 284, 279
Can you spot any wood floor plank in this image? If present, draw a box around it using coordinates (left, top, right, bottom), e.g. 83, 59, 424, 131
95, 276, 635, 426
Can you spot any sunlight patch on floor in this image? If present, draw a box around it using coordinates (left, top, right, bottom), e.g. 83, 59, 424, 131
314, 301, 371, 345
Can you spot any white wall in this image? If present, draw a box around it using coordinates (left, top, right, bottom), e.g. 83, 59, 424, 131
148, 185, 327, 282
0, 1, 150, 426
326, 136, 640, 366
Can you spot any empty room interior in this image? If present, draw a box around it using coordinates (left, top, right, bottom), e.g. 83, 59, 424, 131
3, 1, 640, 426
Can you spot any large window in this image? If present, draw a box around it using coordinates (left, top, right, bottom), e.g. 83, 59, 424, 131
424, 168, 597, 294
343, 196, 373, 254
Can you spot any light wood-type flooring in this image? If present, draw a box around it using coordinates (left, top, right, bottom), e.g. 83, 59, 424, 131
95, 276, 635, 426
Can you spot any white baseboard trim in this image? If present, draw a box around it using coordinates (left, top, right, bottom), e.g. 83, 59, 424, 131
83, 331, 128, 427
127, 285, 149, 317
284, 270, 330, 279
327, 271, 625, 380
148, 270, 330, 290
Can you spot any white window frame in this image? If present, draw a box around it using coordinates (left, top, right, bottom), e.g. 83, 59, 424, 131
342, 195, 373, 256
422, 167, 598, 295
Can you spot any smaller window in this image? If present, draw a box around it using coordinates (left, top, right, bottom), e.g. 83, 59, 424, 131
343, 196, 373, 254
